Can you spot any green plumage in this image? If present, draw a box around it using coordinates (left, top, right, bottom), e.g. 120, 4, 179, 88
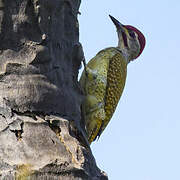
80, 47, 127, 143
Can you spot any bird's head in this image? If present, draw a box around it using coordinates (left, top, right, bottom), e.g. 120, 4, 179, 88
109, 15, 146, 62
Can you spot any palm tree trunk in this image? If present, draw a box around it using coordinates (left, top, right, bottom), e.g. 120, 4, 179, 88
0, 0, 108, 179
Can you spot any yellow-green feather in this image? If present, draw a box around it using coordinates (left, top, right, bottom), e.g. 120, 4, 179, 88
101, 52, 127, 134
80, 47, 127, 144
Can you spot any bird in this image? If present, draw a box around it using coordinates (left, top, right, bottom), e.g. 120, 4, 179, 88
79, 15, 146, 144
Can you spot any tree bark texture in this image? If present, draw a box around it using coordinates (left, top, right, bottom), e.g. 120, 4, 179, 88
0, 0, 108, 179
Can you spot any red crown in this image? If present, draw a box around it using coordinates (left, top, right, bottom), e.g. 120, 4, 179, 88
125, 25, 146, 59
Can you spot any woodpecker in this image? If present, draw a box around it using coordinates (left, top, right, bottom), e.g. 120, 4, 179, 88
80, 15, 146, 144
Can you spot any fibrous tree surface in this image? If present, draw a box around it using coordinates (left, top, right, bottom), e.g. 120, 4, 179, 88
0, 0, 108, 179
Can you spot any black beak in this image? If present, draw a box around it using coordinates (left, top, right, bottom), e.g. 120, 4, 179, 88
109, 15, 124, 29
109, 15, 128, 47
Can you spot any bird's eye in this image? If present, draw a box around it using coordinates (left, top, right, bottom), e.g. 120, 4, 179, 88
129, 31, 135, 38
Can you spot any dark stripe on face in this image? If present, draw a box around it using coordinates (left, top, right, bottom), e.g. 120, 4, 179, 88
122, 31, 128, 47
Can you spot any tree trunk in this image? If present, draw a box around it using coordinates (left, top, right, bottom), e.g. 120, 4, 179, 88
0, 0, 108, 179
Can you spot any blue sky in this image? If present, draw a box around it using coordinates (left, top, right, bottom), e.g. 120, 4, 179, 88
79, 0, 180, 180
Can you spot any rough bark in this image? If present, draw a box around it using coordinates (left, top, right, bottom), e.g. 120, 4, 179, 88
0, 0, 108, 179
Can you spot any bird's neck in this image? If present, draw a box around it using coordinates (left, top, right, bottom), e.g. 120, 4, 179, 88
116, 46, 131, 64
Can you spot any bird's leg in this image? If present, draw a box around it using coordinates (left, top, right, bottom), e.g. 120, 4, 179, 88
85, 67, 98, 80
82, 66, 98, 97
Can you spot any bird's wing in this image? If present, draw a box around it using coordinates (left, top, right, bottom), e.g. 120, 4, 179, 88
96, 51, 127, 138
